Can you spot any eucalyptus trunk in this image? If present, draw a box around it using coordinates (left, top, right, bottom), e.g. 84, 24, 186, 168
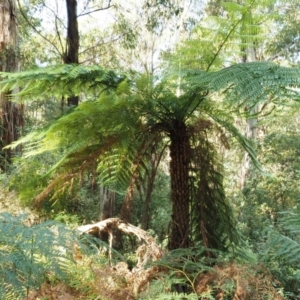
0, 0, 23, 172
168, 120, 191, 250
239, 9, 259, 188
65, 0, 79, 107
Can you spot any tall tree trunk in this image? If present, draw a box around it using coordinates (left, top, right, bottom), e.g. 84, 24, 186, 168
239, 9, 258, 189
240, 105, 258, 188
120, 171, 138, 223
64, 0, 79, 107
0, 0, 23, 172
168, 120, 191, 250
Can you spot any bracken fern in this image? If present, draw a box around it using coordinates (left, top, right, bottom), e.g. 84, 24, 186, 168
0, 212, 79, 299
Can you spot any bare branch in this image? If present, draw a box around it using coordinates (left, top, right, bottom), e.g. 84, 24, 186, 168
16, 0, 64, 58
78, 1, 113, 18
79, 33, 125, 57
78, 218, 164, 268
267, 36, 300, 62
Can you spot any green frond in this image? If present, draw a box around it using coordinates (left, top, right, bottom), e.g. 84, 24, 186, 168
266, 230, 300, 267
0, 213, 79, 299
97, 147, 137, 192
211, 114, 261, 170
197, 100, 262, 170
97, 131, 164, 193
0, 64, 125, 101
189, 126, 238, 250
276, 211, 300, 236
168, 0, 273, 73
194, 62, 300, 107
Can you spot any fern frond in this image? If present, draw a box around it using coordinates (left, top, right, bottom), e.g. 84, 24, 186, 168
192, 62, 300, 107
0, 213, 81, 299
0, 64, 125, 101
266, 230, 300, 266
278, 211, 300, 235
189, 129, 238, 251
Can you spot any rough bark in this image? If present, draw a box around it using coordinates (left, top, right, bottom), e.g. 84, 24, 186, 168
168, 120, 191, 250
0, 0, 23, 172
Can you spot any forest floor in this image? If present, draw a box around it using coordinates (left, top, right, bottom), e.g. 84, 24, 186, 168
0, 184, 286, 300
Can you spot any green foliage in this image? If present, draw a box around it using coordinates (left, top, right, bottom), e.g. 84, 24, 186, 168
3, 1, 300, 252
190, 62, 300, 109
143, 245, 281, 299
0, 212, 78, 299
144, 246, 216, 299
168, 0, 277, 72
147, 171, 171, 243
265, 2, 300, 63
259, 210, 300, 298
189, 123, 238, 250
236, 111, 300, 244
0, 211, 118, 299
8, 155, 52, 206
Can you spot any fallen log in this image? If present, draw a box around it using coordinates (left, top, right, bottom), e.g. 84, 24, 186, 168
77, 218, 164, 267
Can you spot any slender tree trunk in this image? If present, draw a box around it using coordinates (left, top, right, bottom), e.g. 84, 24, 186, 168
100, 185, 115, 221
140, 160, 156, 231
120, 171, 138, 223
64, 0, 79, 107
168, 120, 191, 250
0, 0, 23, 172
240, 106, 258, 188
140, 146, 165, 230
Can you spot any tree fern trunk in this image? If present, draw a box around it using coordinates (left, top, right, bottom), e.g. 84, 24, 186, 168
168, 120, 191, 250
0, 0, 23, 172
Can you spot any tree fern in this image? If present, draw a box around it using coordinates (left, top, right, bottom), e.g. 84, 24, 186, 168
2, 0, 300, 252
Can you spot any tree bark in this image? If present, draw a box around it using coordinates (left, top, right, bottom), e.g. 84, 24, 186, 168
65, 0, 79, 107
140, 161, 156, 230
100, 185, 115, 221
240, 47, 258, 189
168, 120, 191, 249
0, 0, 23, 172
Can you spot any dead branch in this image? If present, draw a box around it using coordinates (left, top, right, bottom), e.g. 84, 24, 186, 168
77, 218, 164, 267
